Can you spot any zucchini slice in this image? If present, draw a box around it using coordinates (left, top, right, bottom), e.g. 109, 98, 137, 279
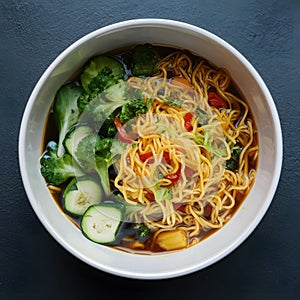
63, 177, 102, 216
64, 125, 93, 167
81, 203, 124, 244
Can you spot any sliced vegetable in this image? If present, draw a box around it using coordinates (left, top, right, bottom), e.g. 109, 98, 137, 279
208, 91, 228, 109
184, 112, 194, 132
63, 177, 102, 216
139, 151, 170, 164
139, 151, 153, 162
64, 125, 94, 158
81, 203, 124, 244
114, 116, 134, 143
156, 229, 188, 251
172, 77, 192, 88
165, 165, 181, 183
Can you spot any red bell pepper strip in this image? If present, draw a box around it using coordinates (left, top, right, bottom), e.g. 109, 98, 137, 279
114, 117, 133, 143
208, 91, 228, 109
184, 112, 194, 132
139, 151, 170, 164
139, 152, 153, 162
165, 165, 181, 183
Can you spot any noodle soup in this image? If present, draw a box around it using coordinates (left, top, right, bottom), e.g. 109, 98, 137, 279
41, 44, 259, 254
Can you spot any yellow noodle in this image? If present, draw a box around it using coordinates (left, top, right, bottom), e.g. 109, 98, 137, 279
113, 51, 258, 250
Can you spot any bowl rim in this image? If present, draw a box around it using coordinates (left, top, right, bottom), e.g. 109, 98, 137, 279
18, 18, 283, 279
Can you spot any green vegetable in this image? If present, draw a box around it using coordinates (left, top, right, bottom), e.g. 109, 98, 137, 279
226, 147, 242, 172
40, 141, 84, 186
151, 184, 173, 202
119, 88, 151, 124
81, 203, 125, 244
63, 125, 94, 157
84, 81, 150, 134
63, 177, 102, 216
81, 56, 125, 94
195, 107, 208, 126
194, 130, 227, 158
53, 83, 84, 157
74, 134, 127, 195
83, 80, 128, 125
134, 223, 150, 238
131, 44, 159, 76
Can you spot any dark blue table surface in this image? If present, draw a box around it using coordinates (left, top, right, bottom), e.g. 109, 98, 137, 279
1, 0, 299, 299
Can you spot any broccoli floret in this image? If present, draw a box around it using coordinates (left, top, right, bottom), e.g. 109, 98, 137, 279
81, 56, 125, 94
83, 81, 151, 135
119, 88, 150, 124
75, 134, 127, 195
131, 44, 159, 76
88, 67, 119, 94
53, 83, 84, 157
40, 141, 85, 186
84, 80, 128, 125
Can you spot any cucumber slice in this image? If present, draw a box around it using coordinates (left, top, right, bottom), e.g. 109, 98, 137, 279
64, 125, 93, 167
64, 178, 102, 216
81, 203, 124, 244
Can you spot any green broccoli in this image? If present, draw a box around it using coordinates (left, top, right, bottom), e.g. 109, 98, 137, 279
131, 44, 159, 76
83, 80, 128, 125
80, 56, 125, 94
40, 141, 85, 186
74, 134, 127, 195
119, 88, 150, 124
83, 81, 151, 135
53, 83, 84, 157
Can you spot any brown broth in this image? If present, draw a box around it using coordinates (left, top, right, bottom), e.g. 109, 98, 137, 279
41, 44, 259, 254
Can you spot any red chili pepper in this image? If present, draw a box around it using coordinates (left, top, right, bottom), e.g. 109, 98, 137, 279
184, 112, 194, 132
184, 166, 194, 177
114, 117, 133, 143
165, 165, 181, 183
208, 91, 228, 109
139, 152, 153, 162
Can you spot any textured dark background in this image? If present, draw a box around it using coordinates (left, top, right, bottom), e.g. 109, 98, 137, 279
0, 0, 299, 299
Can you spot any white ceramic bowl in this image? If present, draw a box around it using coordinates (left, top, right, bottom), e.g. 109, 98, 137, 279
19, 19, 282, 279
